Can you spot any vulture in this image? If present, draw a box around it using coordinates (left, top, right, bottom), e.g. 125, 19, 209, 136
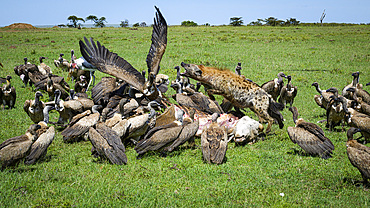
1, 75, 16, 109
53, 89, 85, 124
24, 91, 46, 123
38, 56, 52, 75
154, 104, 185, 127
24, 122, 55, 165
44, 73, 70, 101
134, 108, 192, 157
278, 75, 297, 108
54, 53, 70, 71
326, 91, 348, 131
261, 72, 286, 101
347, 87, 370, 116
312, 83, 337, 109
0, 124, 41, 169
91, 77, 124, 105
171, 82, 222, 114
60, 105, 102, 143
74, 75, 88, 93
79, 6, 167, 101
162, 109, 199, 152
88, 122, 127, 165
346, 84, 370, 105
346, 108, 370, 143
342, 71, 362, 99
234, 62, 242, 76
155, 74, 169, 94
346, 127, 370, 184
287, 106, 335, 159
14, 57, 37, 87
121, 101, 158, 144
201, 113, 231, 164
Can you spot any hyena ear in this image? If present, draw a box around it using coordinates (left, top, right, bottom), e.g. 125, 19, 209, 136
194, 68, 202, 76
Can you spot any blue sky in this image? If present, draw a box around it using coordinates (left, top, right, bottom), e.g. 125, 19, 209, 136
1, 0, 369, 27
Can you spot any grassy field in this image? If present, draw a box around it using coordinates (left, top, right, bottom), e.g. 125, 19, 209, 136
0, 25, 369, 207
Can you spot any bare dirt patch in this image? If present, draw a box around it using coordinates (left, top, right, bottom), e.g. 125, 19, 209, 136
4, 23, 36, 29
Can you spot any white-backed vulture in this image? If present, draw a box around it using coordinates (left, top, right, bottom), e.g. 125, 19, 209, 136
54, 53, 70, 71
134, 111, 186, 157
201, 113, 230, 164
61, 105, 102, 143
311, 83, 337, 109
38, 56, 52, 75
1, 75, 16, 109
278, 75, 297, 108
24, 91, 45, 123
342, 71, 362, 99
163, 110, 199, 152
261, 72, 286, 101
88, 122, 127, 165
24, 122, 55, 165
346, 127, 370, 184
346, 87, 370, 116
14, 57, 37, 87
326, 92, 348, 131
235, 62, 242, 76
346, 108, 370, 143
287, 106, 334, 159
0, 124, 41, 169
79, 6, 167, 101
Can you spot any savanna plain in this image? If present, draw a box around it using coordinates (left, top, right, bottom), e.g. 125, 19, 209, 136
0, 25, 369, 207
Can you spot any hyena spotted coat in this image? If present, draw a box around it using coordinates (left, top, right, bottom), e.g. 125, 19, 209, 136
180, 62, 284, 133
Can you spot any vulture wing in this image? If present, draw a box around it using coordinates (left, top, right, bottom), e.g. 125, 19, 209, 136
146, 6, 167, 76
79, 37, 145, 92
24, 126, 55, 165
287, 126, 334, 159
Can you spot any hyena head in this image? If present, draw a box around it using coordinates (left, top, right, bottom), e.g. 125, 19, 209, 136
180, 62, 203, 80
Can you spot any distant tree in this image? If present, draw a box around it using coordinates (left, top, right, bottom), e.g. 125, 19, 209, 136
203, 23, 210, 26
264, 17, 284, 26
181, 20, 198, 27
285, 18, 300, 26
248, 19, 263, 26
139, 22, 147, 27
230, 17, 243, 26
86, 15, 107, 28
120, 19, 129, 27
133, 22, 140, 27
57, 24, 66, 28
67, 15, 85, 28
320, 9, 326, 26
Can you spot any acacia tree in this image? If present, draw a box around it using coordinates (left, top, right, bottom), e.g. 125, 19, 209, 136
264, 17, 284, 26
86, 15, 107, 28
285, 18, 300, 26
120, 19, 129, 27
230, 17, 243, 26
67, 15, 85, 28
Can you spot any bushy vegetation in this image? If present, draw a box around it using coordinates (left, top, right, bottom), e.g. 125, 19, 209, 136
0, 25, 369, 207
181, 20, 198, 27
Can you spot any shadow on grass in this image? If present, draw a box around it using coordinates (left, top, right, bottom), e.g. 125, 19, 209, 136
287, 148, 314, 158
342, 177, 370, 189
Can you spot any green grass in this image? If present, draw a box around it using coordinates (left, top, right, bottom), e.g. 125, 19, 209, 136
0, 25, 370, 207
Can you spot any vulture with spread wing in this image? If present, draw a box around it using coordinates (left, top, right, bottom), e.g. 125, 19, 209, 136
79, 6, 167, 101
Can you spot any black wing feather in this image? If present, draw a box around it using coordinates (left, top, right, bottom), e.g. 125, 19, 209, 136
146, 6, 167, 75
79, 37, 145, 92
